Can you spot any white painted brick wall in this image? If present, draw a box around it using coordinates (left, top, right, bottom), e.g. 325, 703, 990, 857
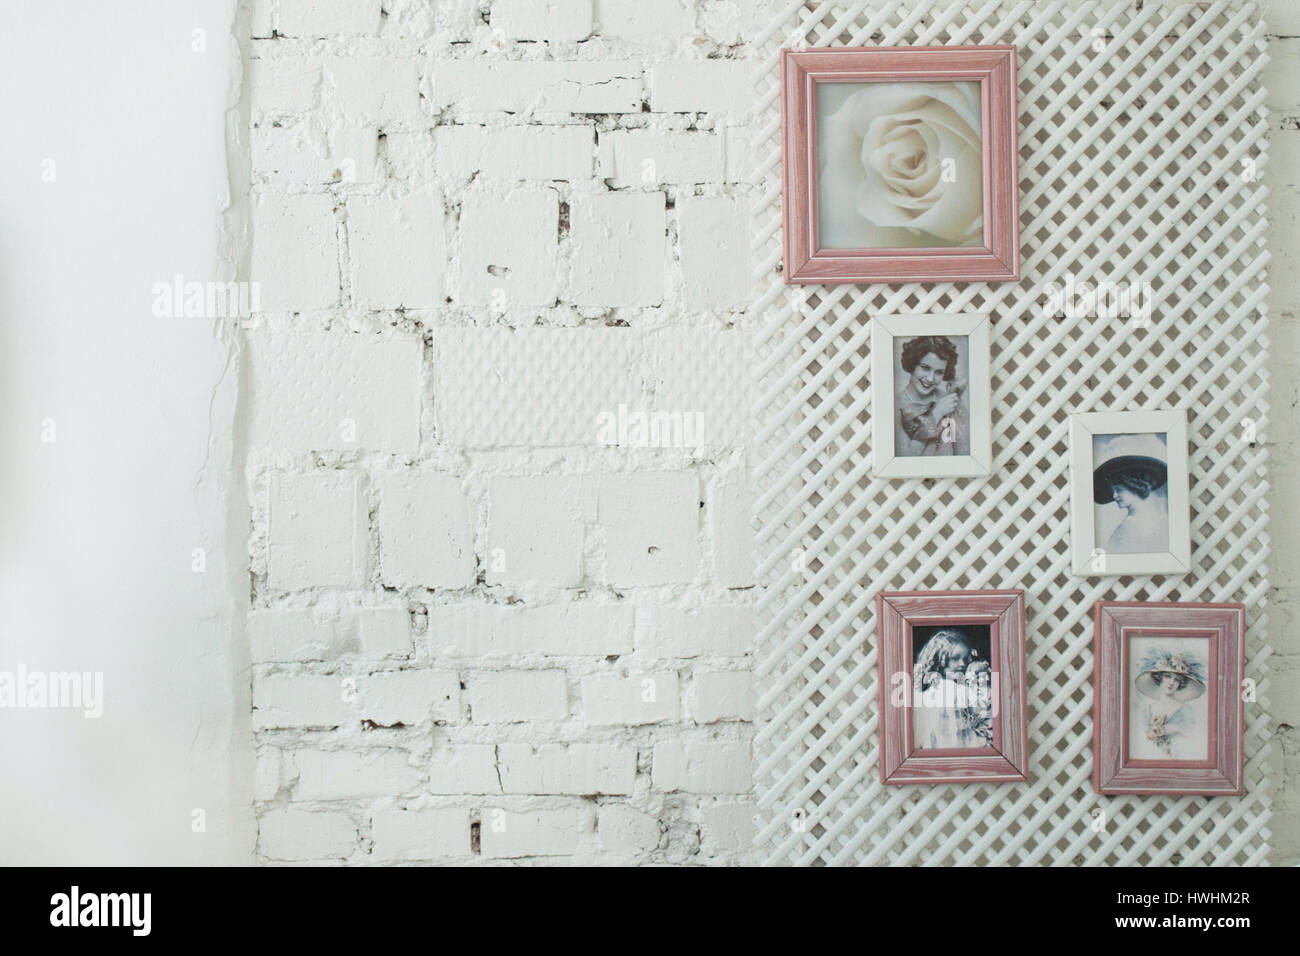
267, 472, 366, 589
245, 0, 757, 867
370, 808, 470, 862
259, 808, 357, 861
376, 473, 475, 589
479, 808, 584, 858
469, 670, 569, 723
497, 743, 637, 794
581, 671, 681, 725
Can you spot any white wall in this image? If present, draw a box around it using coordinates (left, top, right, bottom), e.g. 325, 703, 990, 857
0, 0, 251, 864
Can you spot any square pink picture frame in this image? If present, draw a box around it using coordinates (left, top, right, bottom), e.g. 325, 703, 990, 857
876, 589, 1029, 786
781, 45, 1020, 284
1093, 601, 1246, 796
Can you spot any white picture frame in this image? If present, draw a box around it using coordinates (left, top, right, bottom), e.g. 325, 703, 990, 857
871, 312, 992, 478
1069, 409, 1192, 577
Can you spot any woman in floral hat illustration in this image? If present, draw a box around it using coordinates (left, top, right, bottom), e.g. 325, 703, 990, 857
1131, 647, 1207, 760
895, 335, 969, 457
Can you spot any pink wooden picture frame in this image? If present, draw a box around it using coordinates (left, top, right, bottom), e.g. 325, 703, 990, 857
876, 589, 1029, 786
1093, 602, 1246, 796
781, 45, 1020, 284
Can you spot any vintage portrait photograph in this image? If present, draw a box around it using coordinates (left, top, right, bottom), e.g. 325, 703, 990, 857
910, 623, 995, 751
876, 589, 1028, 785
1092, 432, 1170, 555
1069, 409, 1191, 576
781, 45, 1019, 283
872, 313, 991, 477
1093, 602, 1244, 796
1127, 635, 1211, 763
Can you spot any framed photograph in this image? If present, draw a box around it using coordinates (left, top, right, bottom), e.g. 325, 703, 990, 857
1068, 409, 1191, 576
872, 312, 991, 477
1093, 602, 1245, 796
780, 45, 1019, 284
876, 589, 1028, 785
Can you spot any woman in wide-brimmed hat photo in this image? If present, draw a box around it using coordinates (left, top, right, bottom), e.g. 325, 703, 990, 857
1130, 646, 1208, 760
1092, 432, 1170, 554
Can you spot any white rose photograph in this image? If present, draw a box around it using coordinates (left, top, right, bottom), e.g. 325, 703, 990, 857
817, 80, 984, 250
781, 45, 1019, 284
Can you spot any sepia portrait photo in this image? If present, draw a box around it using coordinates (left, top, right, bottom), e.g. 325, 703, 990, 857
873, 313, 991, 477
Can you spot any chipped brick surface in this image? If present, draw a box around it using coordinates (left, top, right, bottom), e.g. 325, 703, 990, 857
246, 0, 756, 867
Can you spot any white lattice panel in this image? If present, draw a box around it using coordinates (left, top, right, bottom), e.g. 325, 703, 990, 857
751, 0, 1273, 866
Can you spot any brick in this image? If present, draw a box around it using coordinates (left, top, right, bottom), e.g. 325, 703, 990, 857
254, 749, 284, 801
678, 195, 750, 311
429, 603, 634, 657
709, 465, 755, 588
485, 476, 585, 586
457, 187, 559, 307
250, 193, 338, 311
323, 56, 421, 124
432, 328, 639, 447
249, 608, 331, 663
361, 671, 461, 726
248, 606, 411, 663
247, 332, 421, 454
597, 804, 660, 854
699, 801, 755, 853
597, 129, 724, 187
634, 605, 752, 659
249, 57, 321, 114
253, 121, 377, 188
498, 743, 636, 794
598, 472, 700, 586
581, 671, 680, 725
692, 671, 754, 723
723, 124, 753, 182
594, 0, 693, 38
652, 740, 751, 794
649, 61, 750, 114
290, 749, 421, 800
253, 675, 354, 730
370, 808, 470, 861
432, 125, 488, 182
699, 0, 748, 45
347, 192, 445, 310
493, 0, 593, 41
568, 192, 666, 306
479, 808, 581, 858
481, 126, 594, 180
260, 809, 356, 861
428, 743, 501, 794
359, 608, 414, 660
469, 670, 568, 723
376, 473, 475, 589
432, 60, 642, 114
267, 472, 366, 589
433, 328, 748, 448
277, 0, 381, 36
382, 0, 470, 39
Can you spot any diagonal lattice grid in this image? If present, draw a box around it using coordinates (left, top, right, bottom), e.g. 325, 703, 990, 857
751, 0, 1273, 866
